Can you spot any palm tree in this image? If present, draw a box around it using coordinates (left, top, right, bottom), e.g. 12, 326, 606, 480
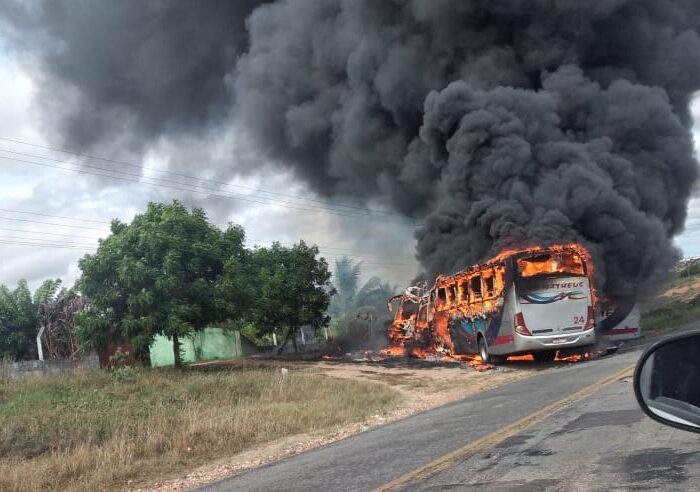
328, 257, 397, 345
353, 276, 397, 313
328, 257, 363, 317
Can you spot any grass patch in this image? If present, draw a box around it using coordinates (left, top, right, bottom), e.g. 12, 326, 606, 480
642, 293, 700, 335
0, 366, 401, 491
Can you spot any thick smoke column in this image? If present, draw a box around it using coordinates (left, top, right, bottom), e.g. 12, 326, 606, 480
3, 1, 700, 299
235, 0, 700, 299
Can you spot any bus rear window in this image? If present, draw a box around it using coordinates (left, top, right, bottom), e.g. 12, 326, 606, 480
517, 252, 585, 278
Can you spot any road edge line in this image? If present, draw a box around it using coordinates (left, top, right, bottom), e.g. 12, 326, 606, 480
375, 362, 636, 491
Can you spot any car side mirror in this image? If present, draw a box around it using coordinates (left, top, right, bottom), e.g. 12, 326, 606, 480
634, 330, 700, 433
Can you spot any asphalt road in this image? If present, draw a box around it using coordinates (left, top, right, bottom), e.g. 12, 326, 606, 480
205, 346, 700, 492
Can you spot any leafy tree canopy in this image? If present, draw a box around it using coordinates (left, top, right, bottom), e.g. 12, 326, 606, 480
76, 201, 337, 363
77, 201, 246, 365
243, 241, 333, 352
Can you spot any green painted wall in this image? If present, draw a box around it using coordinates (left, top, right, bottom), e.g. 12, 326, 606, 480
149, 328, 242, 367
193, 329, 242, 361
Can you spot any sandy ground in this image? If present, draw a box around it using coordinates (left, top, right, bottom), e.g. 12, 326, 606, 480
141, 356, 550, 491
646, 275, 700, 309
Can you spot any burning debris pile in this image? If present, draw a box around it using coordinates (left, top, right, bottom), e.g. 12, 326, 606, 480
322, 348, 497, 372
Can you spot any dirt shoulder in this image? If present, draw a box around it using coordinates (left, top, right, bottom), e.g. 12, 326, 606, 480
640, 272, 700, 336
146, 356, 547, 491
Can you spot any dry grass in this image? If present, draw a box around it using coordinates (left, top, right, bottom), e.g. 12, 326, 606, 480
642, 293, 700, 335
148, 359, 538, 490
0, 366, 400, 491
641, 267, 700, 335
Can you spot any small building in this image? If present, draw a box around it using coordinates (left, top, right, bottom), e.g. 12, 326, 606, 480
149, 328, 243, 367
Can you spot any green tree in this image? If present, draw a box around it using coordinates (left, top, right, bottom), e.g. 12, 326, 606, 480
33, 278, 63, 306
76, 201, 246, 366
327, 257, 362, 317
0, 278, 63, 360
242, 241, 333, 353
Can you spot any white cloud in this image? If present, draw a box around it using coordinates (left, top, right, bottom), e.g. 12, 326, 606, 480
674, 93, 700, 258
675, 196, 700, 258
0, 48, 418, 292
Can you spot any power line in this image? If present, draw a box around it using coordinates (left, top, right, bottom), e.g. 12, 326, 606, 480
0, 209, 419, 266
0, 207, 107, 225
246, 238, 417, 262
0, 235, 96, 247
0, 227, 104, 240
0, 137, 357, 207
0, 239, 92, 250
0, 220, 409, 258
0, 207, 418, 259
0, 215, 108, 232
1, 153, 411, 222
0, 238, 418, 269
0, 233, 417, 266
0, 139, 422, 223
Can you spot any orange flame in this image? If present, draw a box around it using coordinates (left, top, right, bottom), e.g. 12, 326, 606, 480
555, 351, 593, 363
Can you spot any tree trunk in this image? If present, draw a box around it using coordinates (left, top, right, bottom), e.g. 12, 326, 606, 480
277, 327, 293, 355
173, 335, 182, 368
292, 328, 299, 353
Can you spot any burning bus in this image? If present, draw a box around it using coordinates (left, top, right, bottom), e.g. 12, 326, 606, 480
386, 244, 597, 363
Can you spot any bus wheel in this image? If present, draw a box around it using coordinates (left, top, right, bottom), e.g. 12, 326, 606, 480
533, 351, 557, 363
478, 337, 502, 364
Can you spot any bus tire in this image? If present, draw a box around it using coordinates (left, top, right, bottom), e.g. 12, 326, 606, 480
478, 337, 503, 364
533, 351, 557, 363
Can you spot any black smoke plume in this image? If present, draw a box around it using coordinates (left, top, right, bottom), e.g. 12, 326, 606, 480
4, 1, 700, 299
235, 0, 700, 299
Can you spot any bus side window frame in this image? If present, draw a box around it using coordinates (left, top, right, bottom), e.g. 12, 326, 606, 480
459, 279, 470, 303
450, 284, 458, 306
470, 274, 482, 302
494, 266, 506, 297
483, 269, 495, 299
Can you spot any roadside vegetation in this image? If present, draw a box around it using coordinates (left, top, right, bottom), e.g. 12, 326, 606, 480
0, 278, 67, 360
326, 257, 397, 351
0, 366, 400, 491
77, 201, 333, 364
642, 258, 700, 335
2, 201, 337, 366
